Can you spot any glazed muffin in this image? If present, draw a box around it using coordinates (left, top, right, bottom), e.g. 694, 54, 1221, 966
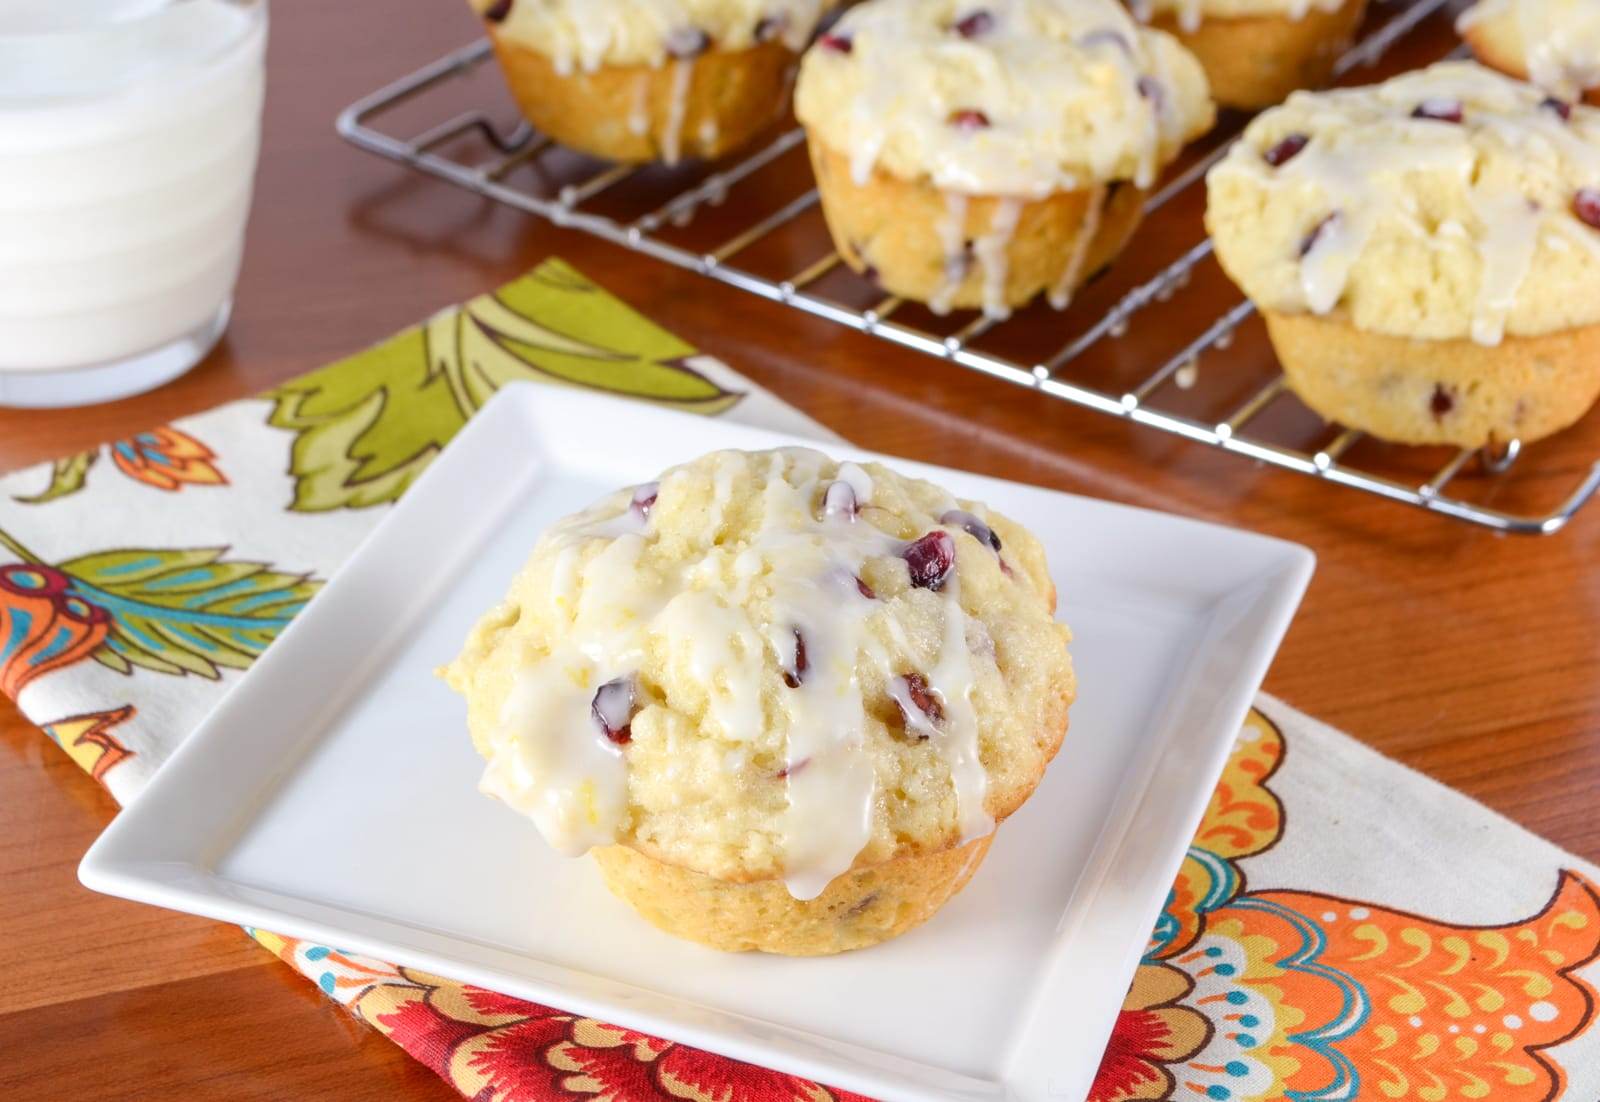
1128, 0, 1368, 110
468, 0, 836, 164
1460, 0, 1600, 105
793, 0, 1214, 318
1206, 61, 1600, 448
443, 448, 1074, 955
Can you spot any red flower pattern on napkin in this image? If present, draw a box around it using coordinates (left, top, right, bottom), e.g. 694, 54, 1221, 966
341, 968, 870, 1102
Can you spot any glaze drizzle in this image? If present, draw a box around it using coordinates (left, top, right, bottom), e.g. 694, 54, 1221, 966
472, 450, 1006, 899
1208, 61, 1600, 345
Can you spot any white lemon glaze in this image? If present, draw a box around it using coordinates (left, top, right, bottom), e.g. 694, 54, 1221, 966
466, 449, 1006, 899
794, 0, 1213, 198
1207, 62, 1600, 345
1050, 183, 1107, 309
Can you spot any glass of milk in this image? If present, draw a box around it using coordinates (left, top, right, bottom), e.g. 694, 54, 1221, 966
0, 0, 267, 408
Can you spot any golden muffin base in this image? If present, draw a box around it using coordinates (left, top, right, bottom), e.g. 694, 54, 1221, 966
486, 34, 795, 164
594, 834, 995, 956
1150, 0, 1368, 110
1265, 309, 1600, 447
807, 142, 1147, 315
597, 673, 1072, 957
1462, 22, 1600, 106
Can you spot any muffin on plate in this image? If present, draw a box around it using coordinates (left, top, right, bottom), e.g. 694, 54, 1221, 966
468, 0, 837, 164
1460, 0, 1600, 105
1206, 61, 1600, 448
442, 448, 1074, 955
793, 0, 1214, 318
1127, 0, 1369, 110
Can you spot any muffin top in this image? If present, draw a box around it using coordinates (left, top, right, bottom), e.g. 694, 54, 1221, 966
793, 0, 1214, 196
1461, 0, 1600, 102
1206, 62, 1600, 345
1129, 0, 1348, 32
443, 448, 1074, 899
468, 0, 835, 71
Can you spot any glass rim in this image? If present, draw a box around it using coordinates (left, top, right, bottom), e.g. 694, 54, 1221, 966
0, 0, 266, 107
0, 0, 265, 46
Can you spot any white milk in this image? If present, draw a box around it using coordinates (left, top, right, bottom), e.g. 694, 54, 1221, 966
0, 0, 266, 406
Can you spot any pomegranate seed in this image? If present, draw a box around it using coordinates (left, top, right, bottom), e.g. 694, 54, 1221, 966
782, 628, 809, 688
776, 757, 811, 780
948, 109, 991, 131
591, 676, 637, 745
842, 891, 880, 918
1299, 212, 1339, 258
1429, 384, 1454, 420
482, 0, 513, 22
631, 481, 659, 518
828, 568, 876, 599
1263, 133, 1308, 167
1574, 188, 1600, 229
1542, 96, 1574, 121
902, 531, 955, 590
819, 32, 852, 53
666, 27, 710, 58
1411, 98, 1463, 123
941, 509, 1002, 552
894, 672, 944, 735
822, 479, 859, 519
754, 13, 789, 42
953, 10, 994, 37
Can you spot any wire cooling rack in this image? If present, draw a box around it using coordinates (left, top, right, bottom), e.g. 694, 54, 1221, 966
337, 0, 1600, 534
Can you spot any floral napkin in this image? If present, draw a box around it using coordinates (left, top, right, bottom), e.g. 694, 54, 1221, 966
5, 258, 1598, 1102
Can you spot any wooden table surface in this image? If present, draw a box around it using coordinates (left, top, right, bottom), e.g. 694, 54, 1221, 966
3, 3, 1598, 1099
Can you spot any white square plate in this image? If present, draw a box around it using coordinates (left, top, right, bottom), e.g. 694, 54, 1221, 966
82, 383, 1312, 1102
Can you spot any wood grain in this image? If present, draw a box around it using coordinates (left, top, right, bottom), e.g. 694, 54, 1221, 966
2, 2, 1597, 1097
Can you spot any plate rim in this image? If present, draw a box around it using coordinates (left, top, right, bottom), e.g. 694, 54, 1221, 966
81, 382, 1314, 1102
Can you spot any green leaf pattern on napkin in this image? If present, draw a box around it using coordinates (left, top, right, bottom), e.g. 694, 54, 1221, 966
64, 548, 322, 679
13, 451, 98, 505
0, 525, 321, 682
266, 259, 741, 513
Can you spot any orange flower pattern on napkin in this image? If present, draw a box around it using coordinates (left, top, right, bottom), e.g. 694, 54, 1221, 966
10, 426, 225, 504
108, 428, 227, 492
1090, 713, 1600, 1102
42, 705, 135, 783
0, 560, 111, 697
